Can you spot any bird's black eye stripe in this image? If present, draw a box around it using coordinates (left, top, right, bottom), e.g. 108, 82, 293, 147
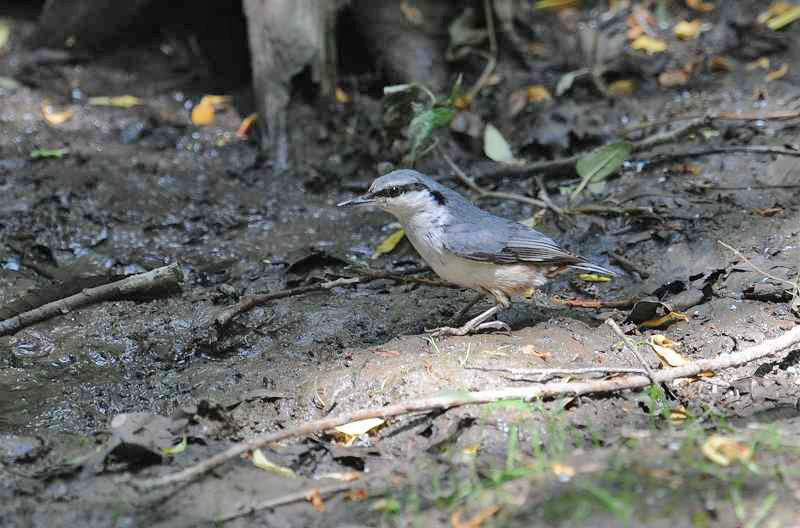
372, 182, 428, 198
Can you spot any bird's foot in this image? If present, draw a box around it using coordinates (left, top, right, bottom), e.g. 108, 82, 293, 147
426, 320, 511, 337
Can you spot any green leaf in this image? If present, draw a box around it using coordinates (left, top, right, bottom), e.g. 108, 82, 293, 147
408, 106, 455, 161
483, 123, 515, 163
160, 436, 187, 455
570, 141, 631, 202
30, 147, 69, 159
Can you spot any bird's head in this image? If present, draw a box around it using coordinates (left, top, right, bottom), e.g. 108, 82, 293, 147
337, 169, 448, 220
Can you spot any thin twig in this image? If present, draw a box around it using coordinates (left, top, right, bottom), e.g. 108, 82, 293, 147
440, 147, 549, 209
134, 325, 800, 490
718, 241, 796, 288
643, 146, 800, 167
0, 263, 183, 336
466, 365, 649, 382
215, 478, 375, 522
551, 297, 638, 310
606, 319, 656, 384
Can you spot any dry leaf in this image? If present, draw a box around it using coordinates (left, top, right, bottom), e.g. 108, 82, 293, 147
709, 56, 733, 72
335, 87, 351, 103
191, 96, 215, 126
753, 207, 783, 217
236, 113, 258, 139
631, 35, 667, 54
659, 69, 690, 87
346, 488, 368, 501
526, 84, 552, 103
765, 5, 800, 30
306, 488, 325, 512
483, 123, 516, 163
577, 273, 611, 282
674, 20, 702, 39
701, 435, 753, 466
608, 79, 635, 96
0, 20, 11, 51
462, 444, 481, 456
400, 0, 424, 25
746, 57, 770, 70
648, 335, 689, 367
251, 448, 296, 477
766, 63, 789, 82
41, 99, 74, 125
758, 2, 794, 24
640, 311, 689, 329
671, 162, 702, 175
87, 95, 142, 108
334, 418, 385, 446
551, 462, 576, 479
371, 229, 405, 259
508, 89, 528, 117
452, 95, 472, 110
669, 405, 688, 425
450, 505, 502, 528
317, 471, 362, 482
686, 0, 715, 12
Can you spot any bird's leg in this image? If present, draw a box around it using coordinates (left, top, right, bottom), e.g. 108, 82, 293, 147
427, 292, 511, 337
453, 291, 486, 323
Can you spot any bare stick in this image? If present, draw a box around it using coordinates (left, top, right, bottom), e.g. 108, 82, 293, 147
718, 241, 795, 288
606, 319, 656, 384
0, 263, 183, 336
215, 479, 372, 522
134, 325, 800, 491
551, 297, 638, 310
644, 146, 800, 167
439, 147, 549, 209
466, 365, 649, 381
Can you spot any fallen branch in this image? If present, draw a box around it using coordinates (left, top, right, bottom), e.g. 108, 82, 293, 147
551, 296, 638, 310
134, 324, 800, 491
466, 365, 649, 382
606, 319, 656, 383
0, 263, 183, 336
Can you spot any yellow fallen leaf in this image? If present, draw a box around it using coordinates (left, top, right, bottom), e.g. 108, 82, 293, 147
673, 19, 702, 39
631, 35, 667, 54
191, 96, 215, 126
659, 69, 690, 87
766, 5, 800, 30
686, 0, 715, 12
551, 462, 576, 479
160, 436, 187, 455
462, 444, 481, 456
236, 113, 258, 139
640, 311, 689, 329
335, 87, 351, 103
648, 335, 688, 367
534, 0, 580, 9
758, 1, 794, 24
451, 505, 502, 528
87, 95, 142, 108
399, 0, 424, 25
452, 95, 472, 110
608, 79, 635, 96
334, 418, 385, 446
251, 448, 296, 477
371, 229, 405, 259
746, 57, 770, 71
766, 63, 789, 82
41, 99, 74, 125
701, 435, 752, 466
317, 471, 362, 482
669, 405, 688, 425
578, 273, 611, 282
526, 84, 552, 103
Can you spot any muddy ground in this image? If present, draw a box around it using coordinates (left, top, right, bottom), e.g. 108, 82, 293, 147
1, 4, 800, 528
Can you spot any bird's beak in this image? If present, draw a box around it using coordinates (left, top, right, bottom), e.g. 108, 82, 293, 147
337, 194, 375, 207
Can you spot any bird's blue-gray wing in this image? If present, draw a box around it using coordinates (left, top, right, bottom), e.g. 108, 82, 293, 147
443, 217, 580, 265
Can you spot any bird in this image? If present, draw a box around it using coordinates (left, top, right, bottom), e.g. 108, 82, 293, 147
338, 169, 617, 336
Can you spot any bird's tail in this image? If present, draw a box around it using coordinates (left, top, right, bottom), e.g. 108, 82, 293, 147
569, 259, 619, 277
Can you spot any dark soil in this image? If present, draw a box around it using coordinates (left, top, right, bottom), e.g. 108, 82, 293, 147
1, 3, 799, 527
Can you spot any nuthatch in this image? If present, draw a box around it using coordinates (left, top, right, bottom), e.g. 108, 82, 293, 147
339, 169, 617, 336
